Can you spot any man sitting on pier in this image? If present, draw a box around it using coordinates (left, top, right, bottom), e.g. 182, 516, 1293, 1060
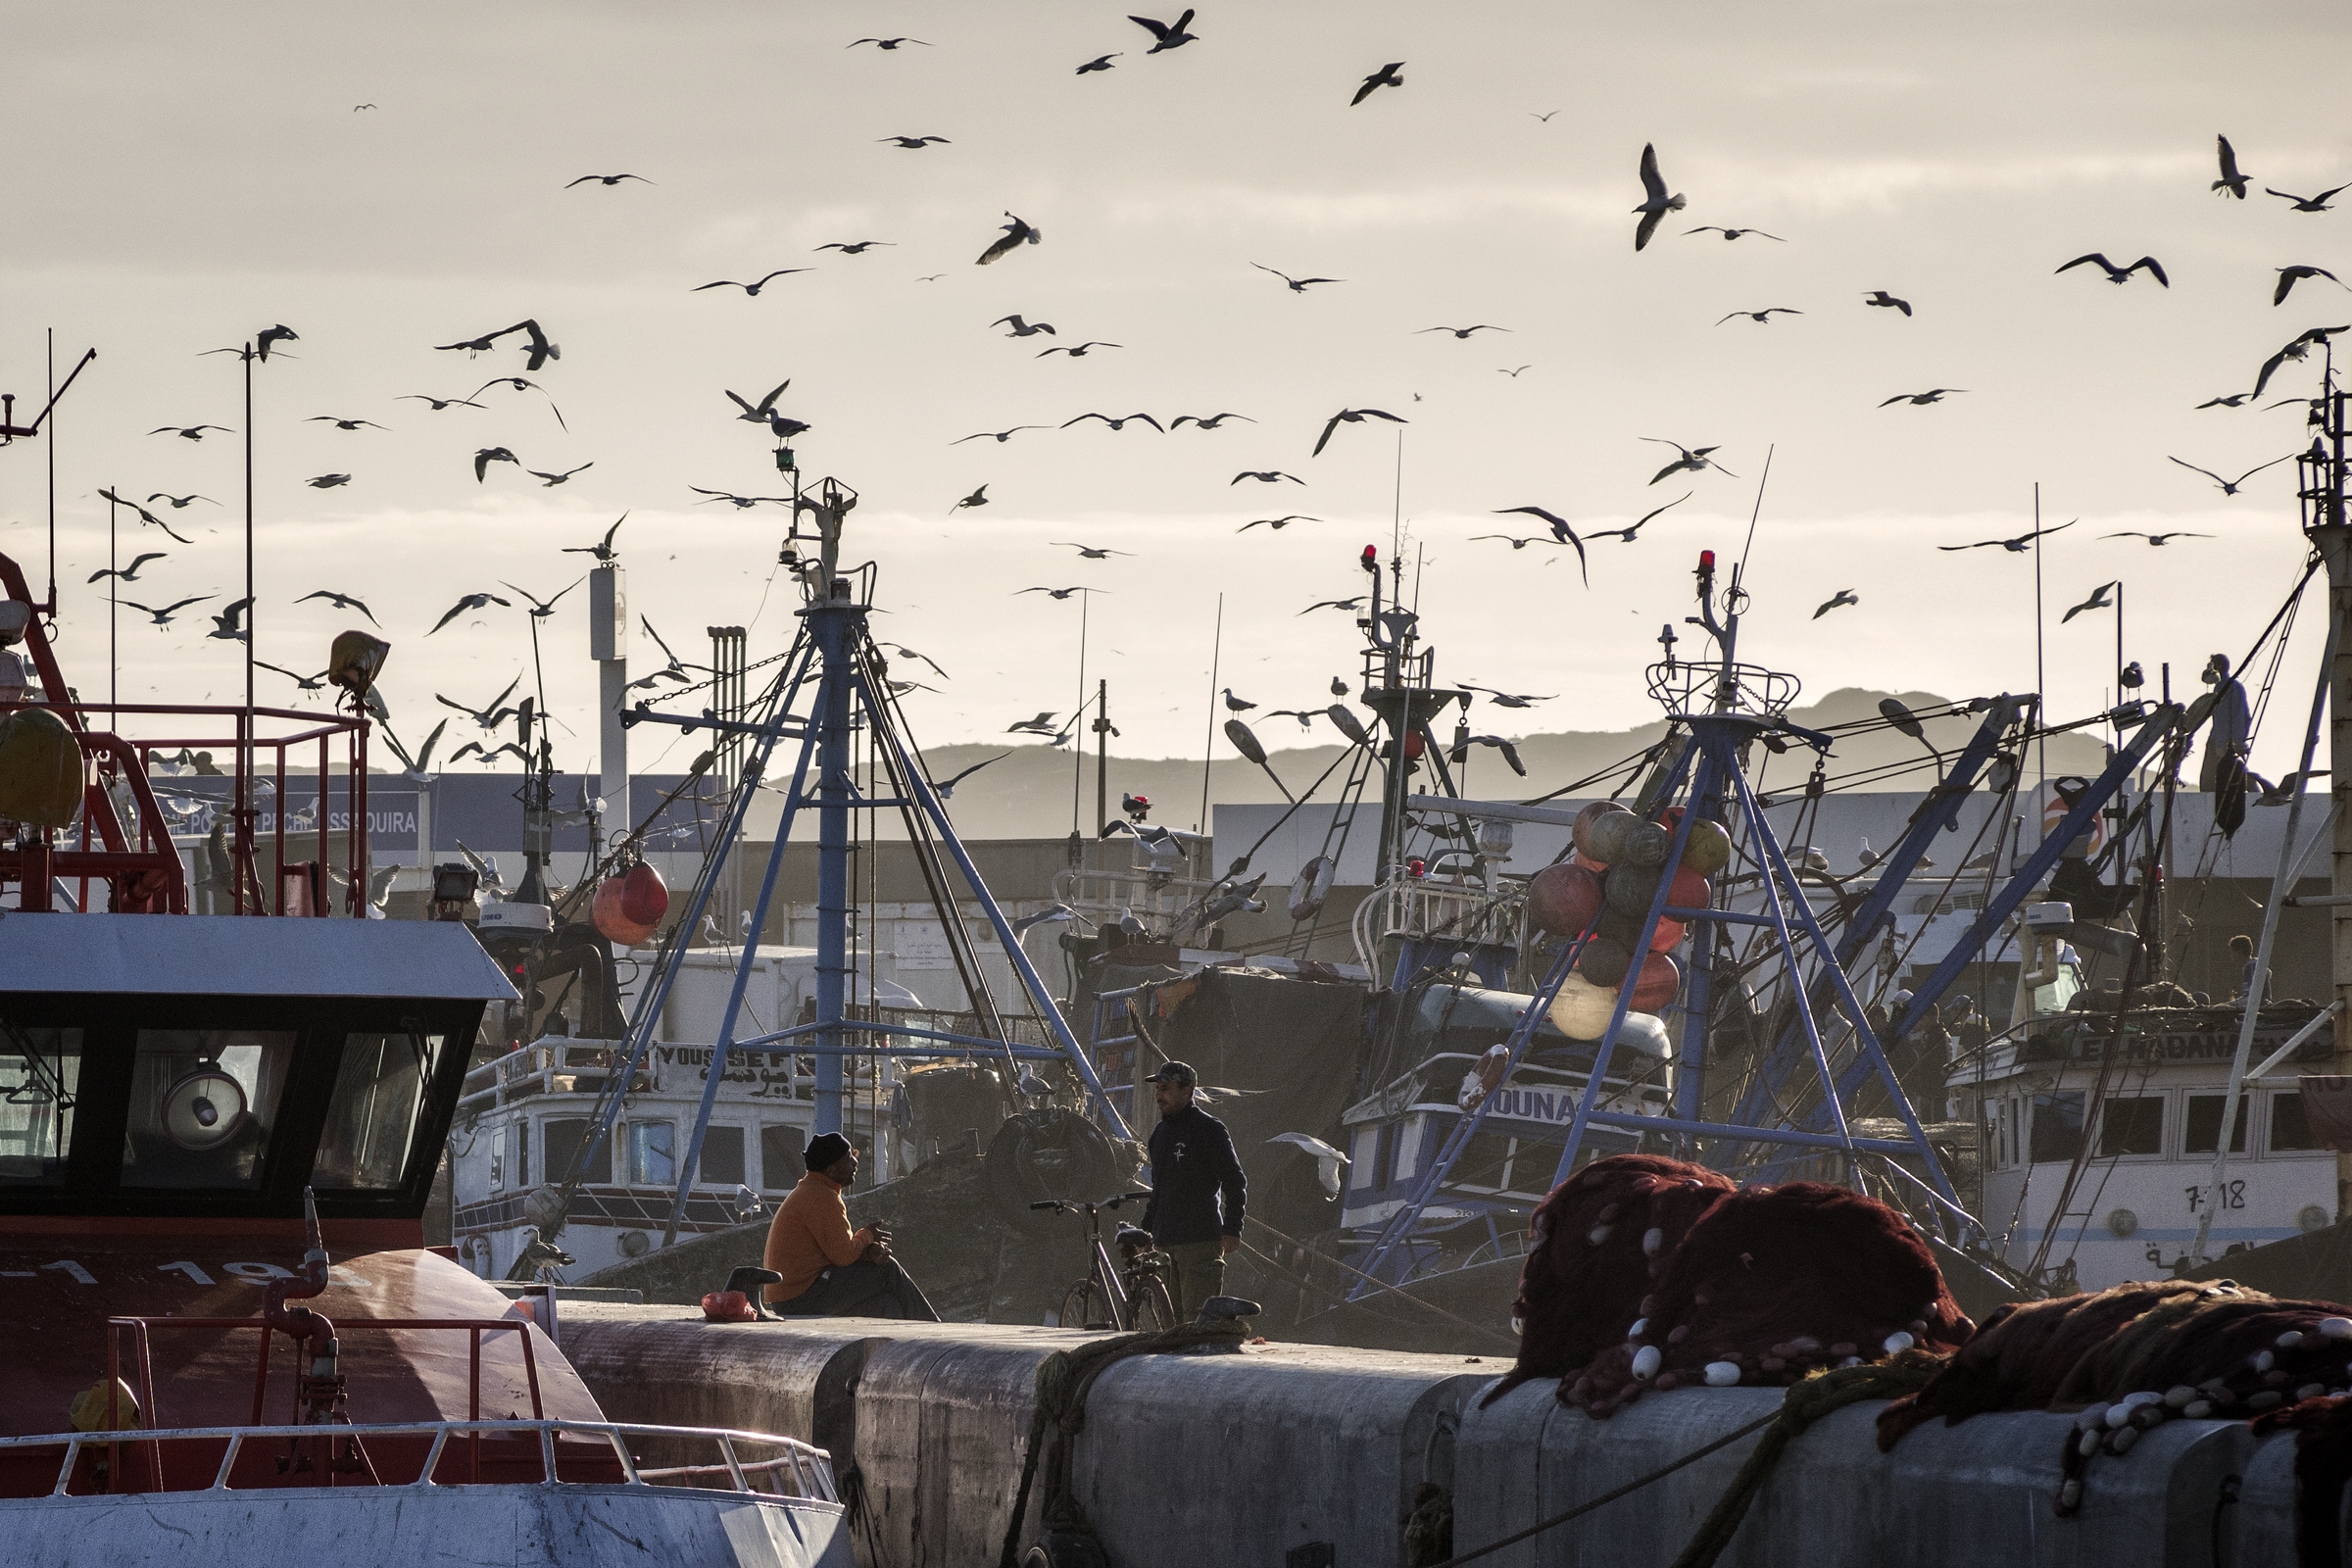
761, 1132, 941, 1320
1137, 1060, 1247, 1322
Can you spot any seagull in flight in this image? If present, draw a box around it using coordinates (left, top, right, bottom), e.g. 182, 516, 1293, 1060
1054, 543, 1132, 559
1585, 493, 1690, 543
1232, 470, 1304, 485
2268, 181, 2350, 213
953, 484, 991, 513
2102, 530, 2213, 546
932, 754, 1010, 798
1417, 324, 1508, 339
956, 426, 1047, 444
151, 424, 231, 441
1005, 711, 1059, 734
1717, 308, 1802, 325
2214, 135, 2251, 199
1460, 685, 1553, 709
2167, 454, 2291, 495
297, 589, 379, 625
889, 645, 951, 679
146, 492, 215, 510
566, 172, 652, 187
474, 447, 521, 482
122, 595, 213, 628
99, 489, 191, 543
1171, 413, 1253, 428
1469, 534, 1550, 550
1632, 143, 1686, 252
1037, 341, 1121, 358
398, 394, 485, 412
309, 416, 387, 431
1312, 407, 1407, 457
1642, 438, 1734, 483
1497, 366, 1532, 377
1351, 63, 1405, 105
815, 240, 894, 255
1813, 589, 1859, 619
256, 661, 331, 694
1237, 515, 1317, 532
1450, 735, 1527, 776
526, 463, 593, 487
207, 598, 255, 643
1063, 412, 1161, 432
1298, 597, 1364, 615
2060, 581, 2119, 624
2253, 325, 2352, 397
1251, 263, 1341, 293
429, 592, 513, 634
1492, 506, 1589, 584
435, 318, 559, 370
1129, 10, 1198, 52
471, 375, 565, 431
690, 486, 789, 509
1688, 225, 1784, 242
1076, 53, 1121, 74
2196, 393, 2255, 409
2275, 266, 2346, 307
562, 514, 628, 563
87, 552, 167, 585
437, 676, 524, 730
977, 213, 1043, 265
1863, 291, 1913, 317
879, 135, 951, 149
641, 618, 711, 677
1880, 388, 1966, 407
305, 473, 353, 489
724, 379, 794, 424
1937, 520, 2075, 554
993, 315, 1054, 337
1016, 586, 1096, 600
849, 36, 928, 49
695, 270, 808, 296
2056, 253, 2169, 287
501, 579, 582, 619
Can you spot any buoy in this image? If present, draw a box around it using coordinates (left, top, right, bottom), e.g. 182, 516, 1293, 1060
1680, 817, 1733, 875
1882, 1331, 1915, 1354
1620, 820, 1670, 868
1642, 1227, 1665, 1256
2162, 1386, 2197, 1409
1631, 1346, 1662, 1381
2246, 1390, 2284, 1411
2253, 1349, 2276, 1373
593, 876, 656, 946
1527, 861, 1604, 938
1573, 800, 1631, 858
1628, 951, 1682, 1011
1576, 936, 1634, 989
2277, 1330, 2305, 1349
2182, 1400, 2212, 1420
619, 860, 670, 924
2107, 1425, 2139, 1455
1628, 1318, 1648, 1340
2319, 1316, 2352, 1340
0, 706, 82, 829
1585, 808, 1637, 865
1546, 970, 1621, 1039
1587, 1224, 1612, 1246
2297, 1382, 2327, 1401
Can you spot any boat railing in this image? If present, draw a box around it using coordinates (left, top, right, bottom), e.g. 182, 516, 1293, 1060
1055, 863, 1224, 929
459, 1040, 653, 1111
1642, 658, 1801, 719
0, 1417, 838, 1502
109, 1315, 547, 1462
1353, 875, 1526, 973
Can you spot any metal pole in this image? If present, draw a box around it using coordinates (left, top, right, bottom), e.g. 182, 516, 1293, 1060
2314, 368, 2352, 1217
1071, 590, 1087, 837
1095, 678, 1109, 837
811, 595, 858, 1137
1198, 595, 1221, 834
2192, 603, 2337, 1262
106, 490, 116, 710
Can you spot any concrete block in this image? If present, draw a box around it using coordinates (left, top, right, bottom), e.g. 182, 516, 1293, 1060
1075, 1342, 1491, 1568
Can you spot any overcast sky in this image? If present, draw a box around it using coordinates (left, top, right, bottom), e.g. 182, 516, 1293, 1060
4, 1, 2345, 785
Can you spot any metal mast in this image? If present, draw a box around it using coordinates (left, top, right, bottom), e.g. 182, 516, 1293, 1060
2294, 351, 2352, 1216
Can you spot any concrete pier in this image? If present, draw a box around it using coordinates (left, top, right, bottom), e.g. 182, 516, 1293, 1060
557, 1305, 2326, 1567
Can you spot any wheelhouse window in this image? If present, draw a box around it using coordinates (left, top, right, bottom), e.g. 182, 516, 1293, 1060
2184, 1095, 2249, 1155
122, 1030, 295, 1190
2272, 1092, 2321, 1153
625, 1120, 675, 1185
760, 1123, 805, 1191
312, 1031, 443, 1191
699, 1123, 745, 1186
2096, 1096, 2165, 1157
0, 1027, 82, 1186
2029, 1091, 2085, 1164
545, 1117, 611, 1186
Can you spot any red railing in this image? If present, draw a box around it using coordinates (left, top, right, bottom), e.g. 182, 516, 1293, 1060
0, 551, 370, 916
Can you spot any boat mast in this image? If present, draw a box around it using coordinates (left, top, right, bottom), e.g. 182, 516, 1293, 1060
2299, 349, 2352, 1217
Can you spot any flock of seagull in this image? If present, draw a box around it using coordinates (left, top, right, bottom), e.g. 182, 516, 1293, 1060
74, 19, 2352, 779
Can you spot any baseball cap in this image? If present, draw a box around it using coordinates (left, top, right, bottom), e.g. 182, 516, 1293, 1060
1145, 1060, 1197, 1088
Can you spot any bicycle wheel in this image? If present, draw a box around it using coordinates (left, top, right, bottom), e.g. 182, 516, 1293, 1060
1058, 1277, 1115, 1331
1125, 1273, 1180, 1332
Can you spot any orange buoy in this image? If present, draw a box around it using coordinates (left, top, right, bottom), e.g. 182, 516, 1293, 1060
0, 707, 83, 829
619, 860, 669, 924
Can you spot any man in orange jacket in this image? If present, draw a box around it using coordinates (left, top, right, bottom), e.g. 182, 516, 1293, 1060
761, 1132, 940, 1319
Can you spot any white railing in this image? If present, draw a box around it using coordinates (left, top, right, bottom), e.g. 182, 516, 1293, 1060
460, 1040, 649, 1112
0, 1417, 838, 1504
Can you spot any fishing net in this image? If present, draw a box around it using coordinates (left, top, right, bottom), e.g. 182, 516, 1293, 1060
1480, 1154, 1735, 1408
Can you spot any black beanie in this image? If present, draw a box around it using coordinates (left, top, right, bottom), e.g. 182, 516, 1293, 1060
806, 1132, 854, 1172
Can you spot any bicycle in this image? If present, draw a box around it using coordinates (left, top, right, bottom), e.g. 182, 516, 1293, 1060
1031, 1191, 1180, 1332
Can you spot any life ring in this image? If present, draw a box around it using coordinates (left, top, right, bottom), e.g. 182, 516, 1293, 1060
2042, 782, 2104, 857
1289, 855, 1336, 921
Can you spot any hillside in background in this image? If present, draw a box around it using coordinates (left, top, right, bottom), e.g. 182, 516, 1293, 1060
899, 687, 2119, 842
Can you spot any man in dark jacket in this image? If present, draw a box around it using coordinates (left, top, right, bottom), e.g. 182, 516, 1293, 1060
1138, 1060, 1246, 1322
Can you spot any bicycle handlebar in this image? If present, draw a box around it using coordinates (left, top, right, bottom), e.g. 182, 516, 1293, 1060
1031, 1190, 1153, 1215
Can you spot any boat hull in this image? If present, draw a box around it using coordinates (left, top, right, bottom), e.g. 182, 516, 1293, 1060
0, 1483, 852, 1567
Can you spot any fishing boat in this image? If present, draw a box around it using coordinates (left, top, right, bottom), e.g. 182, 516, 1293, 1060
0, 551, 853, 1565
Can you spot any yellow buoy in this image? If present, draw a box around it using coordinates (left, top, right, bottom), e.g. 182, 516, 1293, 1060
0, 706, 83, 829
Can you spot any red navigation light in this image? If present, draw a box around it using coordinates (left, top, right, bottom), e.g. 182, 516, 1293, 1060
1361, 545, 1378, 563
1406, 858, 1426, 879
1698, 550, 1716, 570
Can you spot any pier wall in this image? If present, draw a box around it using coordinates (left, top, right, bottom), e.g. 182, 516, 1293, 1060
558, 1305, 2319, 1567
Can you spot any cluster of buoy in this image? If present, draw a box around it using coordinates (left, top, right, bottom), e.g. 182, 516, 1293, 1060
1524, 799, 1731, 1042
